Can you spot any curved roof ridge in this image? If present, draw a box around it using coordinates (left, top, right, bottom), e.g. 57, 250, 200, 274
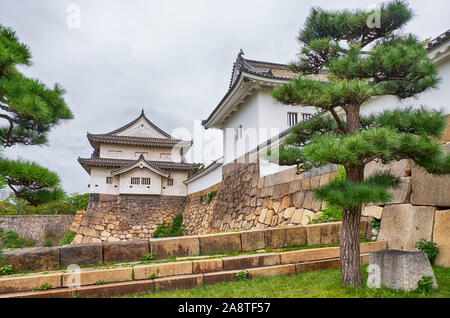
110, 154, 169, 177
105, 110, 173, 138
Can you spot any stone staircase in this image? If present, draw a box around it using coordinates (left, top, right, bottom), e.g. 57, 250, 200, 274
0, 241, 386, 298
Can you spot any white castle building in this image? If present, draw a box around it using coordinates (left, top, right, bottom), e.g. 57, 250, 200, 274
78, 110, 200, 197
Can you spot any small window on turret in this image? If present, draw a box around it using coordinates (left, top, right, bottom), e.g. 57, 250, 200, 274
131, 177, 140, 185
167, 179, 174, 186
142, 178, 151, 185
106, 177, 113, 184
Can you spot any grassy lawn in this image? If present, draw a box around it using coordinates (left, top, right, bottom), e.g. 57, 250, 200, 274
129, 265, 450, 298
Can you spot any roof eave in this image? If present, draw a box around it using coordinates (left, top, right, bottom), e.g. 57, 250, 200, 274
202, 72, 290, 129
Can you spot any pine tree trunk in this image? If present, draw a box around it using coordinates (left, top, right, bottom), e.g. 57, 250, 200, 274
341, 203, 362, 287
340, 105, 364, 287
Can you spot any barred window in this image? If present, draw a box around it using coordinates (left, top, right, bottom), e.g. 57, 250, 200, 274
302, 113, 312, 121
142, 178, 151, 185
167, 179, 174, 186
106, 177, 113, 184
131, 177, 140, 185
287, 112, 298, 127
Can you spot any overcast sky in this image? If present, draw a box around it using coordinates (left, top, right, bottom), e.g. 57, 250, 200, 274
0, 0, 448, 194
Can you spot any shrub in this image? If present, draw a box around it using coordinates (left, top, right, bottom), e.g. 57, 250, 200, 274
58, 231, 76, 246
141, 253, 156, 261
95, 280, 109, 285
153, 221, 171, 238
44, 231, 55, 238
416, 276, 434, 293
199, 195, 204, 203
149, 273, 157, 280
370, 218, 381, 231
414, 239, 439, 265
39, 283, 52, 290
153, 214, 185, 238
0, 264, 13, 276
310, 204, 343, 224
0, 229, 35, 249
207, 190, 217, 204
234, 271, 248, 281
309, 166, 346, 224
44, 241, 53, 248
0, 192, 89, 216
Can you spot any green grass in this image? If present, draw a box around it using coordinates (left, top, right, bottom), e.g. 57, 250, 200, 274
128, 265, 450, 298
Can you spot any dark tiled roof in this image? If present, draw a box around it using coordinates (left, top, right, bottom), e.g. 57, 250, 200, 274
427, 29, 450, 50
228, 50, 296, 89
110, 154, 169, 176
105, 109, 173, 138
78, 157, 201, 174
202, 51, 298, 127
87, 133, 190, 148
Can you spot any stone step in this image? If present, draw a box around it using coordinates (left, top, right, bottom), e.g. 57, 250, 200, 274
0, 241, 386, 296
0, 254, 371, 298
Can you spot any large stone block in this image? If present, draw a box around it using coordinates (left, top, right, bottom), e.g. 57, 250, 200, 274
411, 163, 450, 207
76, 280, 154, 298
284, 226, 307, 247
378, 204, 435, 251
193, 258, 223, 273
223, 253, 280, 270
62, 267, 132, 287
203, 270, 242, 285
7, 288, 75, 298
301, 209, 315, 226
264, 227, 286, 249
103, 241, 149, 263
369, 250, 437, 291
150, 236, 200, 260
292, 191, 306, 208
362, 206, 383, 219
295, 259, 340, 273
433, 209, 450, 267
388, 177, 411, 204
154, 274, 203, 291
2, 247, 59, 272
319, 222, 341, 245
241, 229, 265, 252
364, 159, 411, 179
133, 261, 193, 280
304, 222, 342, 246
280, 246, 340, 264
59, 243, 103, 268
199, 232, 242, 255
0, 273, 62, 294
246, 264, 296, 278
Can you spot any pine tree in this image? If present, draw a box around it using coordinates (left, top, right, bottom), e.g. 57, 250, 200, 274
271, 0, 450, 287
0, 25, 73, 205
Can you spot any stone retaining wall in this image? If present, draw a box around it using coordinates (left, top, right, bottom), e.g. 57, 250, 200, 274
183, 158, 337, 235
0, 215, 74, 246
70, 196, 186, 244
0, 221, 370, 272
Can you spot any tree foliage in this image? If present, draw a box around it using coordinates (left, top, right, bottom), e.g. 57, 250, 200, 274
0, 192, 89, 215
270, 0, 450, 287
153, 214, 185, 238
0, 24, 73, 205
